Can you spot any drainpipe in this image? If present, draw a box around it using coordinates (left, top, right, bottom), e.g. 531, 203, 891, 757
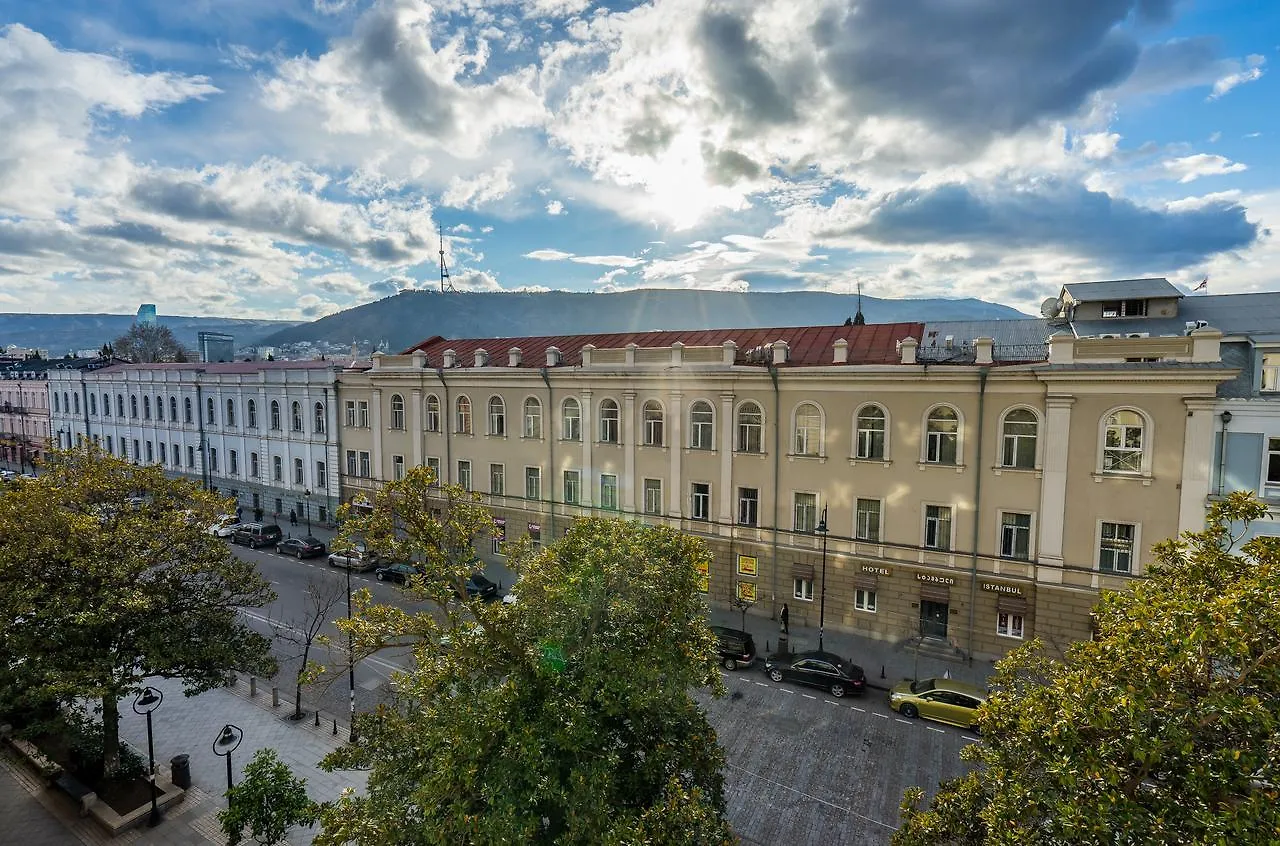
1216, 410, 1232, 496
434, 368, 451, 485
325, 384, 335, 522
196, 380, 210, 491
540, 367, 555, 539
768, 363, 781, 621
79, 373, 92, 445
965, 366, 989, 663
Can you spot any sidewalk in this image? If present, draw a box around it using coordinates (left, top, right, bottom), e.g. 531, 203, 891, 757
0, 676, 365, 846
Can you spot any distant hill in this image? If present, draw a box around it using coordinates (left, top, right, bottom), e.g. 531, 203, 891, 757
262, 289, 1026, 352
0, 314, 300, 355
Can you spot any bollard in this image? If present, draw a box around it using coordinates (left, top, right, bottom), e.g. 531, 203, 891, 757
272, 687, 280, 707
226, 671, 236, 688
249, 676, 257, 697
881, 665, 886, 679
332, 718, 337, 736
314, 709, 320, 727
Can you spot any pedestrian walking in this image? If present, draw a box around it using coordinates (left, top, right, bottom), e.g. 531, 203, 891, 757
780, 603, 790, 634
289, 509, 297, 527
235, 506, 243, 522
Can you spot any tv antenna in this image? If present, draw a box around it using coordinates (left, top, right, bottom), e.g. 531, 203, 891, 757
439, 231, 455, 293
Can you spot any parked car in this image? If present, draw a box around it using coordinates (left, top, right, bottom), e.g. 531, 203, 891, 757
888, 678, 987, 729
231, 523, 283, 548
457, 573, 499, 601
328, 546, 380, 572
208, 515, 242, 538
276, 536, 327, 559
764, 650, 866, 698
710, 626, 757, 670
374, 562, 422, 584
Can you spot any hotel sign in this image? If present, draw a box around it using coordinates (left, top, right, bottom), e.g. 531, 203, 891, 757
916, 573, 955, 586
982, 582, 1023, 596
860, 564, 892, 577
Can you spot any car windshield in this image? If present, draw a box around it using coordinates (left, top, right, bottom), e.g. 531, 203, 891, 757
909, 679, 937, 694
302, 537, 321, 544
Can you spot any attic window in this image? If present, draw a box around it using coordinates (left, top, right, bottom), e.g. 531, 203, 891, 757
1100, 299, 1147, 318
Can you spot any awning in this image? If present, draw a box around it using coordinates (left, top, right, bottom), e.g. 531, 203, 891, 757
919, 584, 951, 603
854, 573, 879, 590
997, 595, 1028, 614
791, 562, 815, 581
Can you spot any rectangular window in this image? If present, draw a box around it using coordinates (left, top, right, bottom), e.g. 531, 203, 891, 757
229, 449, 238, 475
524, 467, 542, 500
294, 458, 304, 485
391, 455, 405, 481
690, 482, 711, 521
346, 450, 357, 477
1100, 299, 1147, 318
491, 519, 506, 556
643, 478, 663, 515
208, 446, 218, 472
600, 474, 618, 510
528, 522, 542, 550
1266, 437, 1280, 488
456, 459, 470, 490
793, 492, 817, 533
357, 401, 369, 428
133, 439, 140, 460
855, 498, 881, 542
563, 470, 581, 505
737, 487, 759, 527
273, 455, 283, 481
1099, 521, 1135, 573
158, 442, 166, 465
187, 446, 195, 468
345, 401, 356, 427
315, 461, 326, 489
793, 577, 813, 601
855, 589, 877, 612
145, 441, 153, 463
106, 436, 113, 455
359, 451, 371, 479
490, 463, 505, 496
1000, 512, 1033, 560
426, 456, 441, 485
997, 612, 1025, 639
924, 504, 952, 551
1263, 353, 1280, 392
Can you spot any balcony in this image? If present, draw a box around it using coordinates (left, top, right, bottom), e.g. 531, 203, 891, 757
0, 403, 28, 415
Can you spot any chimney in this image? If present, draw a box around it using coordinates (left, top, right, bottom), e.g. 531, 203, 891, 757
671, 341, 684, 366
474, 348, 489, 367
1190, 326, 1222, 363
625, 343, 638, 366
898, 337, 918, 365
833, 338, 849, 364
546, 346, 562, 367
442, 349, 456, 369
1047, 334, 1074, 365
411, 350, 427, 369
722, 340, 738, 365
771, 340, 790, 365
581, 344, 595, 367
974, 337, 994, 366
371, 351, 384, 370
508, 347, 522, 367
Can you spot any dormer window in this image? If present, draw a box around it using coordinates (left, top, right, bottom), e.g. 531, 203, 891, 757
1261, 353, 1280, 392
1100, 299, 1147, 318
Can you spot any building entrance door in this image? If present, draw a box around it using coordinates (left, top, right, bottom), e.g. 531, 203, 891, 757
920, 600, 949, 640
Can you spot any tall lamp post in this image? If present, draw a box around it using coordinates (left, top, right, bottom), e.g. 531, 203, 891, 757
346, 560, 357, 742
303, 488, 312, 534
816, 506, 829, 652
132, 687, 164, 827
212, 724, 243, 794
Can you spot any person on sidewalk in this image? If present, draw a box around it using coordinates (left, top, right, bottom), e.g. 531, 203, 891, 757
290, 509, 298, 527
780, 603, 790, 634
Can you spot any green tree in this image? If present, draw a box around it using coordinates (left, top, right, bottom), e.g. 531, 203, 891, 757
0, 444, 277, 772
219, 748, 318, 846
894, 492, 1280, 846
110, 323, 188, 363
314, 466, 734, 845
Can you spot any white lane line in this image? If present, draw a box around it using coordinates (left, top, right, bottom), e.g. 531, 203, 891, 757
777, 689, 795, 695
962, 735, 981, 742
895, 718, 912, 725
754, 682, 770, 688
726, 763, 897, 831
850, 706, 866, 713
802, 694, 817, 700
927, 727, 945, 734
824, 701, 840, 707
873, 713, 889, 720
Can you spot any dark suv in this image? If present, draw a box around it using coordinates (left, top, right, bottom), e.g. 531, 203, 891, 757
231, 523, 283, 548
710, 626, 757, 670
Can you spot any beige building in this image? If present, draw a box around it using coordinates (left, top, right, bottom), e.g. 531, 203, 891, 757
335, 298, 1234, 661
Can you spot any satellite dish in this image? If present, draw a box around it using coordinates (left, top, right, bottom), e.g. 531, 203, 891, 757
1040, 297, 1062, 319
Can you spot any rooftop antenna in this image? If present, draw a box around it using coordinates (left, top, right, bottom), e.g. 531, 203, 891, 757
853, 280, 865, 325
439, 230, 455, 293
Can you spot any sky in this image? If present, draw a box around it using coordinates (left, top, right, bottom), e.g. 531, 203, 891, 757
0, 0, 1276, 320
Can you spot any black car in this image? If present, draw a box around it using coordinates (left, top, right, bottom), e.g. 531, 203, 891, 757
375, 562, 422, 584
763, 650, 866, 698
710, 626, 757, 670
231, 523, 284, 548
457, 573, 499, 601
276, 536, 327, 559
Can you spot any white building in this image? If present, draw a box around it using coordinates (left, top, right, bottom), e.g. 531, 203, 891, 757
48, 361, 344, 526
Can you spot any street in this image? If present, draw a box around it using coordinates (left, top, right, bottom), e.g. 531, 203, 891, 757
231, 543, 971, 844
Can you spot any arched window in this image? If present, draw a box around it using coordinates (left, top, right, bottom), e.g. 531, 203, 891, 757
855, 405, 886, 460
456, 396, 472, 434
924, 406, 959, 464
689, 400, 714, 450
53, 392, 60, 413
293, 458, 304, 484
793, 402, 822, 456
1000, 409, 1038, 469
599, 399, 619, 443
226, 399, 236, 427
130, 395, 139, 418
523, 397, 542, 439
154, 395, 163, 421
561, 397, 581, 441
247, 399, 257, 428
314, 402, 326, 434
183, 396, 192, 423
104, 393, 112, 417
487, 396, 506, 436
169, 396, 177, 421
206, 397, 216, 425
425, 395, 441, 432
270, 400, 281, 430
642, 400, 664, 446
1102, 410, 1145, 473
89, 393, 97, 416
291, 401, 302, 432
389, 394, 405, 430
72, 392, 78, 414
143, 396, 150, 419
736, 402, 762, 453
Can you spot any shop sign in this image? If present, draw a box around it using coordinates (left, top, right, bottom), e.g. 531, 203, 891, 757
916, 573, 955, 586
860, 564, 892, 577
736, 555, 758, 577
696, 560, 709, 594
982, 581, 1023, 596
736, 581, 757, 601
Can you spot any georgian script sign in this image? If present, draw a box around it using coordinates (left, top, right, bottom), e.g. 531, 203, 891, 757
916, 573, 955, 586
982, 581, 1023, 596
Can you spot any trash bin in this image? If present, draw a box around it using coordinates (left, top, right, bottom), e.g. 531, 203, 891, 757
170, 754, 191, 789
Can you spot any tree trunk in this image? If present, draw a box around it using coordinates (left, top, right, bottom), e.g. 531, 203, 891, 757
102, 694, 121, 776
295, 642, 310, 719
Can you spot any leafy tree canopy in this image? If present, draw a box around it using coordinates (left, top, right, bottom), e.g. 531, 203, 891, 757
110, 322, 188, 363
0, 445, 277, 771
316, 465, 734, 845
220, 748, 318, 846
895, 493, 1280, 846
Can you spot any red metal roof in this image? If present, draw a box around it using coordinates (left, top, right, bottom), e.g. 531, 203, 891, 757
95, 360, 342, 374
400, 322, 922, 368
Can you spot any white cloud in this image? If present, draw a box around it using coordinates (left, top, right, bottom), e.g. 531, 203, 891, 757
1078, 132, 1122, 161
522, 248, 641, 267
1209, 54, 1265, 99
441, 161, 516, 209
546, 199, 565, 215
1162, 153, 1247, 183
524, 248, 575, 261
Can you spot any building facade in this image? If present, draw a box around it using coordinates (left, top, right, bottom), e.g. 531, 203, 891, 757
48, 361, 344, 525
334, 295, 1235, 661
2, 357, 114, 473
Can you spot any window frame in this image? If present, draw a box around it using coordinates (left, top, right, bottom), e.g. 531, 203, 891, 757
563, 470, 581, 505
923, 503, 954, 552
425, 395, 440, 432
1097, 520, 1139, 574
855, 588, 877, 613
737, 487, 759, 527
522, 396, 542, 439
489, 463, 505, 495
600, 474, 618, 510
225, 398, 236, 427
792, 402, 823, 457
999, 510, 1034, 561
793, 577, 814, 601
487, 396, 506, 436
455, 395, 473, 434
598, 398, 620, 444
689, 400, 714, 450
996, 612, 1025, 639
922, 404, 961, 465
291, 401, 303, 432
999, 407, 1039, 469
314, 402, 326, 434
735, 400, 763, 454
690, 481, 711, 520
270, 400, 281, 431
247, 399, 257, 428
389, 394, 405, 430
561, 397, 581, 441
854, 403, 888, 460
273, 455, 283, 481
1266, 437, 1280, 490
251, 452, 260, 478
524, 466, 542, 501
1099, 407, 1149, 475
855, 497, 882, 542
642, 478, 663, 515
293, 457, 304, 485
457, 459, 471, 491
1262, 352, 1280, 392
793, 491, 818, 533
641, 399, 664, 447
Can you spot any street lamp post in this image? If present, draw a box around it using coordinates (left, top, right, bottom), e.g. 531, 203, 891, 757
304, 488, 312, 534
816, 506, 829, 653
132, 686, 164, 827
346, 563, 357, 742
212, 724, 243, 794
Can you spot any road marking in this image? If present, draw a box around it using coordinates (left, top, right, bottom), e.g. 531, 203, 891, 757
754, 682, 770, 688
873, 713, 889, 720
802, 694, 817, 700
962, 735, 981, 742
927, 727, 945, 733
777, 688, 795, 695
895, 718, 912, 725
850, 706, 865, 713
824, 701, 840, 707
726, 763, 897, 831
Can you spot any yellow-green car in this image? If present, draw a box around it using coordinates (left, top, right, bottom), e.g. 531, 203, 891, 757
888, 678, 987, 729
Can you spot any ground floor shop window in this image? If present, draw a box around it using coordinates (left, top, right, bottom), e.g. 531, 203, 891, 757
793, 577, 813, 601
855, 589, 877, 612
997, 611, 1025, 639
492, 518, 506, 555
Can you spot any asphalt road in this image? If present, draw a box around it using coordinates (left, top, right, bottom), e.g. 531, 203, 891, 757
230, 542, 969, 844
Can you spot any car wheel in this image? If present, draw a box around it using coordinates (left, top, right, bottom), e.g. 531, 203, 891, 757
768, 669, 784, 683
830, 683, 846, 698
296, 551, 303, 559
900, 703, 919, 719
722, 657, 737, 671
376, 572, 385, 581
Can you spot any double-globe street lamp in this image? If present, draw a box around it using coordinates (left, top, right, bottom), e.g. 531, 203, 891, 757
816, 507, 829, 652
303, 488, 312, 534
131, 686, 164, 827
212, 723, 243, 794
